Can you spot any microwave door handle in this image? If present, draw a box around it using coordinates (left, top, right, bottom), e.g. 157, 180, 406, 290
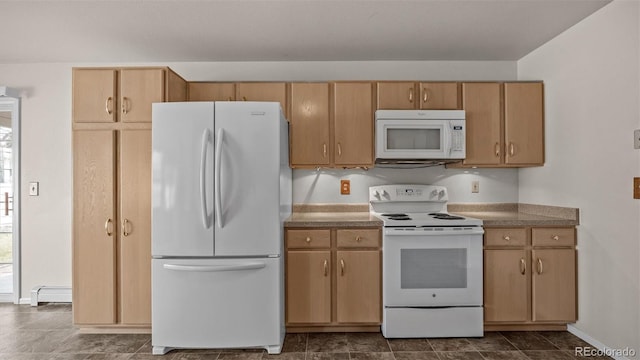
444, 123, 453, 157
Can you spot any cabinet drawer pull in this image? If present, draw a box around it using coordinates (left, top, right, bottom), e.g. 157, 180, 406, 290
537, 258, 543, 274
105, 97, 113, 115
340, 259, 345, 276
104, 218, 113, 236
227, 97, 233, 101
356, 236, 361, 242
495, 142, 500, 157
323, 260, 328, 276
305, 237, 311, 243
520, 258, 526, 275
122, 219, 130, 237
503, 236, 510, 241
408, 88, 414, 103
552, 235, 560, 241
242, 96, 247, 101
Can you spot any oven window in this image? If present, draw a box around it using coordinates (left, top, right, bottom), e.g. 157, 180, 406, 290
400, 249, 467, 289
387, 129, 441, 150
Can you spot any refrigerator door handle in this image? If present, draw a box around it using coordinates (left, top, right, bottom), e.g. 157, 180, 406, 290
163, 262, 266, 272
214, 128, 225, 228
200, 129, 212, 229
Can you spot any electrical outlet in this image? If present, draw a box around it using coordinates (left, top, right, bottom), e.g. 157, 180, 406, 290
635, 129, 640, 149
471, 181, 480, 193
29, 182, 39, 196
634, 177, 640, 199
340, 180, 350, 195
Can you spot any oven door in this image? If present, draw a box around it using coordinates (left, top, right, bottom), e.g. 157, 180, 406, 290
383, 228, 483, 307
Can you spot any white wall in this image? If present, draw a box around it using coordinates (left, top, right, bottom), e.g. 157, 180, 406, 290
518, 1, 640, 357
0, 60, 516, 299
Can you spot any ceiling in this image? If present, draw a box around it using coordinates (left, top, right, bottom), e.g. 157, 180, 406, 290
1, 0, 611, 63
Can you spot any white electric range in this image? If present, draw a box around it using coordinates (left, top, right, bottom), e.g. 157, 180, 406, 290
370, 184, 484, 338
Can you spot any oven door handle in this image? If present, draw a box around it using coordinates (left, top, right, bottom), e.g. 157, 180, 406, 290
384, 228, 485, 236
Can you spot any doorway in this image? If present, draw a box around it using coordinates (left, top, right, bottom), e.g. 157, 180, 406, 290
0, 88, 20, 304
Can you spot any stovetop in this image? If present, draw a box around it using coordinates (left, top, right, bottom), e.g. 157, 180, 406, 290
369, 184, 483, 227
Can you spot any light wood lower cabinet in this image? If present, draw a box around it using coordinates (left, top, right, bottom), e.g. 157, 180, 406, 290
285, 228, 381, 331
484, 226, 577, 330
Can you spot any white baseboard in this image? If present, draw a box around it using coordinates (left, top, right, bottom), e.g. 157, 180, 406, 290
30, 286, 72, 306
18, 297, 30, 304
568, 324, 636, 360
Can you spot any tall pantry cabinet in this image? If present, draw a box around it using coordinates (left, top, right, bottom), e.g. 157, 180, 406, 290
72, 67, 187, 327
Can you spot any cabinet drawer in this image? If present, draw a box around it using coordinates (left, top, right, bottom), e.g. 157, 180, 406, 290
485, 228, 527, 247
336, 229, 380, 248
287, 229, 330, 249
532, 228, 575, 247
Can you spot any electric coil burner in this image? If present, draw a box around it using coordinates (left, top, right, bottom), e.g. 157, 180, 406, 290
370, 184, 484, 338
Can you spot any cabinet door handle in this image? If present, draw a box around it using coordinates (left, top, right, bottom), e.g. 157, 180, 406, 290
104, 218, 113, 236
323, 143, 327, 158
242, 96, 247, 101
337, 143, 342, 157
503, 236, 510, 242
520, 258, 526, 275
408, 88, 414, 103
323, 260, 328, 277
495, 142, 500, 157
509, 142, 515, 157
121, 97, 129, 115
122, 219, 130, 237
536, 258, 543, 274
552, 235, 560, 241
340, 259, 345, 276
105, 97, 113, 115
423, 88, 430, 103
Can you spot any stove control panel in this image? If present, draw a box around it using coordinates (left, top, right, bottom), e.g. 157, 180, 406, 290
369, 184, 448, 202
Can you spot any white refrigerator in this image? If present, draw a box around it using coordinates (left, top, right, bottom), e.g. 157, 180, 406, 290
151, 101, 291, 355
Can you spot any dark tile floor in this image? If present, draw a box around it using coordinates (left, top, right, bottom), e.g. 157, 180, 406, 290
0, 303, 611, 360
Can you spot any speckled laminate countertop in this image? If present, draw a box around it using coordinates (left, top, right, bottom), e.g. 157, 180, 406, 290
285, 203, 579, 228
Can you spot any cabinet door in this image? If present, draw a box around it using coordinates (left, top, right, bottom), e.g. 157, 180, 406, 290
420, 82, 459, 109
286, 251, 331, 324
120, 69, 165, 123
336, 250, 381, 324
72, 69, 117, 123
504, 82, 544, 165
289, 83, 330, 166
333, 82, 374, 166
236, 82, 287, 114
462, 83, 502, 166
484, 249, 528, 322
119, 130, 152, 325
188, 82, 235, 101
376, 82, 416, 109
73, 130, 117, 324
532, 249, 576, 322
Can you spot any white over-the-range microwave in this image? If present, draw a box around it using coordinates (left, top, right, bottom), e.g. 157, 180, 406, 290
375, 109, 466, 165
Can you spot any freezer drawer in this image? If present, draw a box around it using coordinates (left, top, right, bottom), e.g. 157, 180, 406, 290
152, 257, 284, 354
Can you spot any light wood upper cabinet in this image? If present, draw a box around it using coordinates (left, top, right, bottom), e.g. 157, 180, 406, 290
289, 83, 330, 166
333, 82, 374, 167
419, 82, 459, 109
459, 81, 544, 168
188, 82, 235, 101
504, 82, 544, 165
73, 130, 117, 325
461, 83, 502, 166
119, 130, 152, 325
73, 69, 117, 123
236, 82, 287, 112
377, 82, 416, 109
73, 67, 186, 124
336, 250, 381, 324
286, 250, 332, 324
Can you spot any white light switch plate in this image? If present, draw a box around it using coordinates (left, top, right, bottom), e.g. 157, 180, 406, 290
29, 182, 39, 196
635, 129, 640, 149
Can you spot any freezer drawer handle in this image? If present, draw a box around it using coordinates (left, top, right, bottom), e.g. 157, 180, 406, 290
163, 262, 266, 272
200, 129, 212, 229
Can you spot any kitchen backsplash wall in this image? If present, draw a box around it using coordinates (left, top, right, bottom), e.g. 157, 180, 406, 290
293, 167, 518, 204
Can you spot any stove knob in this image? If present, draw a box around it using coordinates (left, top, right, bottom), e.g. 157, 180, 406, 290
431, 189, 438, 197
438, 190, 445, 198
381, 190, 389, 198
373, 190, 380, 199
